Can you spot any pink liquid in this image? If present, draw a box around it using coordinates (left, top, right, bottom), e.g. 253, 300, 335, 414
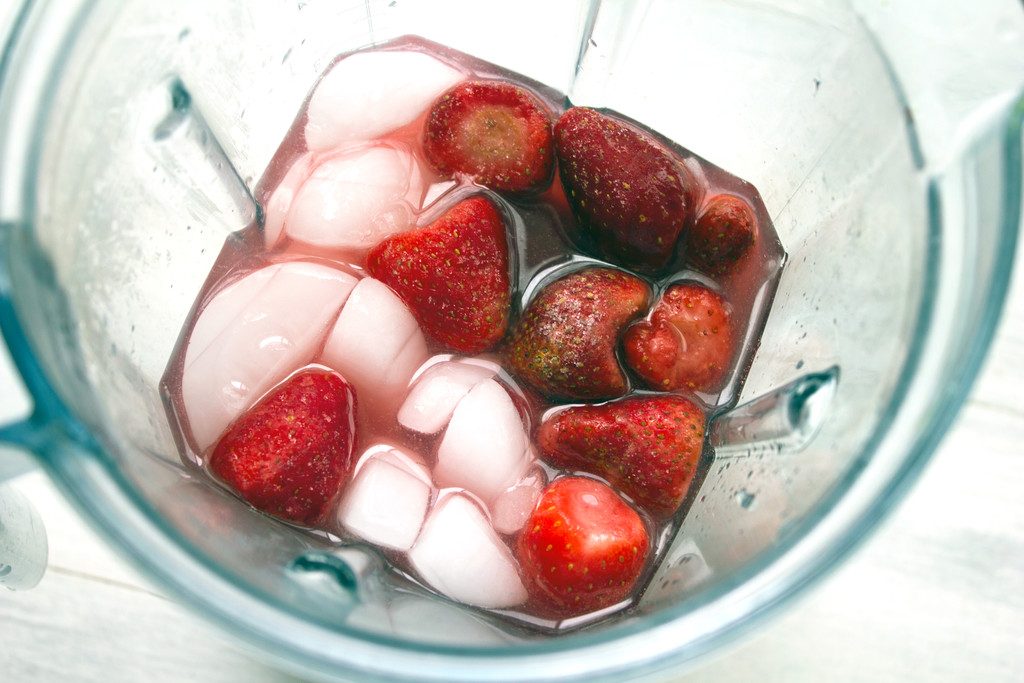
161, 36, 785, 630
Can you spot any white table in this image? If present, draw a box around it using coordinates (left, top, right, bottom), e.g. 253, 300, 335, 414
1, 1, 1023, 681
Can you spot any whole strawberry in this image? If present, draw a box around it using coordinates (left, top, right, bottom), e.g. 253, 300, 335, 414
518, 477, 649, 615
367, 195, 511, 353
555, 107, 693, 271
624, 283, 735, 393
424, 80, 554, 192
209, 369, 356, 526
537, 395, 705, 518
505, 267, 650, 401
687, 194, 756, 274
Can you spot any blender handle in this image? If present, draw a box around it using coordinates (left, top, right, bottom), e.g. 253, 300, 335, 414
0, 301, 44, 483
0, 420, 42, 481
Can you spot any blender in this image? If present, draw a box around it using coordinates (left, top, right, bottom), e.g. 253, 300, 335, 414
0, 0, 1021, 680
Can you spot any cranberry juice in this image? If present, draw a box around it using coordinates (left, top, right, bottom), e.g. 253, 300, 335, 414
161, 36, 785, 630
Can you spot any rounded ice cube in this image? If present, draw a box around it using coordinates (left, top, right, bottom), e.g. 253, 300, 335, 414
320, 278, 429, 413
435, 379, 529, 503
408, 492, 527, 609
182, 261, 357, 451
398, 360, 498, 435
304, 50, 463, 151
283, 145, 424, 252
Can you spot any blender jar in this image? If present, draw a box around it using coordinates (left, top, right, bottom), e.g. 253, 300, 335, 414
0, 0, 1021, 680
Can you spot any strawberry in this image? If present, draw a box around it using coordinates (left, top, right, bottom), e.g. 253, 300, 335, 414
554, 107, 693, 271
208, 370, 356, 526
423, 80, 554, 192
518, 477, 649, 615
623, 283, 734, 393
686, 194, 756, 274
367, 195, 511, 353
504, 267, 650, 401
536, 395, 705, 518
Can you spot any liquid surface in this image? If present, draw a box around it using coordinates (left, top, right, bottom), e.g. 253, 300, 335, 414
161, 35, 785, 630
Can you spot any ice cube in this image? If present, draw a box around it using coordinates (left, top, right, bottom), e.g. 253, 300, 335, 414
435, 379, 529, 503
304, 50, 463, 151
491, 469, 546, 535
320, 278, 429, 412
398, 360, 497, 435
339, 445, 433, 551
283, 145, 425, 252
351, 443, 432, 484
182, 261, 357, 451
184, 264, 280, 369
263, 153, 315, 248
408, 493, 527, 609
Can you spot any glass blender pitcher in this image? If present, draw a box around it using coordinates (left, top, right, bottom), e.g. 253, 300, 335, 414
0, 0, 1021, 680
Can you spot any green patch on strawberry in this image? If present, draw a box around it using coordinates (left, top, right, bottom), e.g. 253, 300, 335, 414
504, 267, 650, 401
537, 395, 705, 518
424, 80, 554, 192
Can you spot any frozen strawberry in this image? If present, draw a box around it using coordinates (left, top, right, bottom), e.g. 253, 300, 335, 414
687, 194, 756, 274
537, 395, 705, 518
208, 370, 356, 526
518, 477, 649, 615
624, 283, 734, 393
504, 268, 649, 401
424, 80, 554, 192
554, 107, 693, 271
367, 195, 511, 353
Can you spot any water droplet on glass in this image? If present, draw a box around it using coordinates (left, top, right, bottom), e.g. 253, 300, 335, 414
735, 490, 756, 509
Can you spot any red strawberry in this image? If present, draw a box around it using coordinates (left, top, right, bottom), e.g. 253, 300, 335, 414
687, 194, 756, 274
424, 80, 554, 192
367, 195, 511, 353
536, 395, 705, 518
209, 370, 356, 526
623, 283, 734, 393
554, 107, 693, 271
518, 477, 649, 615
505, 268, 650, 401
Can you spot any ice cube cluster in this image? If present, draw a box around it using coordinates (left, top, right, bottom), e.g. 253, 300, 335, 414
174, 48, 544, 609
262, 48, 463, 257
182, 266, 540, 606
335, 358, 542, 608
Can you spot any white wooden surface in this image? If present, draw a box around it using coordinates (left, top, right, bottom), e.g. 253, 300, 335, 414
1, 1, 1023, 681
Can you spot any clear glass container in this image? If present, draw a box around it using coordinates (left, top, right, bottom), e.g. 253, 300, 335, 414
0, 1, 1020, 680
